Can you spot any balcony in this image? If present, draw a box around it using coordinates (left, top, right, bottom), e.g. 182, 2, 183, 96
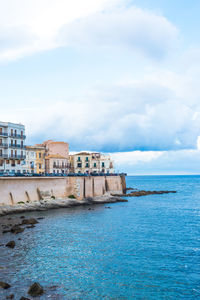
9, 144, 26, 149
9, 134, 26, 139
53, 164, 70, 169
0, 153, 8, 158
0, 143, 8, 148
9, 155, 26, 160
0, 132, 8, 137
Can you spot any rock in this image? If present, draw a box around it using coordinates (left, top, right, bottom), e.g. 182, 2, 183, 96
28, 282, 44, 296
105, 206, 111, 209
0, 281, 11, 289
37, 217, 44, 220
10, 226, 24, 234
6, 294, 14, 299
20, 297, 30, 300
6, 241, 16, 249
22, 218, 38, 225
20, 216, 25, 219
26, 225, 35, 229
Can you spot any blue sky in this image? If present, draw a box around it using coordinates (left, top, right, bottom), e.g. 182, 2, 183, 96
0, 0, 200, 174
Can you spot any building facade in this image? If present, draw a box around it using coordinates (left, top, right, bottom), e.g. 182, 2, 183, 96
38, 140, 70, 174
35, 146, 45, 174
69, 152, 114, 174
0, 121, 26, 174
25, 145, 45, 174
25, 146, 37, 173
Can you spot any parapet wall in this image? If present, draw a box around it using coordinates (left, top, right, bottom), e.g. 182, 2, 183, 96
0, 175, 126, 206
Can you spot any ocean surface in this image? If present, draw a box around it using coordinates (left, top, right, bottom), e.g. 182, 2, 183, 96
0, 175, 200, 299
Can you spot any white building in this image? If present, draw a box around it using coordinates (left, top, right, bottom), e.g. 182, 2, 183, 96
25, 146, 37, 173
0, 121, 26, 174
69, 152, 114, 174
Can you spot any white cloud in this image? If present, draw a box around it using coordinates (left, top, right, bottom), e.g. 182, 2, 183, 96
58, 6, 178, 59
0, 0, 120, 61
0, 0, 178, 61
110, 147, 200, 175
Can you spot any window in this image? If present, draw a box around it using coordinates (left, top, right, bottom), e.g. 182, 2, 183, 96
86, 157, 89, 162
39, 153, 41, 158
11, 140, 13, 146
0, 160, 3, 166
0, 149, 2, 156
15, 140, 17, 146
14, 129, 17, 136
11, 150, 13, 157
78, 156, 81, 161
102, 162, 105, 167
77, 163, 82, 168
0, 139, 2, 145
39, 164, 41, 169
15, 150, 17, 157
11, 129, 13, 136
21, 151, 23, 157
17, 160, 20, 165
0, 128, 2, 133
85, 163, 89, 168
21, 130, 23, 137
94, 163, 96, 168
21, 141, 23, 147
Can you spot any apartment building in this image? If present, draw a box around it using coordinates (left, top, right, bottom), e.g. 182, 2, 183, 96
69, 152, 114, 174
39, 140, 70, 174
0, 121, 26, 173
25, 146, 37, 173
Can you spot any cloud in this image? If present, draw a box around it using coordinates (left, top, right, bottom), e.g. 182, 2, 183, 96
58, 6, 178, 59
0, 0, 178, 62
0, 0, 119, 61
110, 148, 200, 175
1, 62, 200, 153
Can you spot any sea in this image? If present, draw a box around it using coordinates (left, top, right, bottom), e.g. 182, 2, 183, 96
0, 175, 200, 299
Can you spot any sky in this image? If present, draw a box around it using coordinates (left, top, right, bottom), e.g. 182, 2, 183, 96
1, 0, 200, 175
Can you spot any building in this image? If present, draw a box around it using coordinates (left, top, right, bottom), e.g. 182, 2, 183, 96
69, 152, 114, 174
39, 140, 70, 174
25, 145, 45, 174
35, 146, 45, 174
25, 146, 37, 173
0, 121, 26, 174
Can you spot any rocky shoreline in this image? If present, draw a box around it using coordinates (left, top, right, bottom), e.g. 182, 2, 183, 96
0, 194, 127, 217
113, 189, 177, 197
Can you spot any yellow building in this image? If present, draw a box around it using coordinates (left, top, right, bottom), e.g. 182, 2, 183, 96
35, 146, 45, 174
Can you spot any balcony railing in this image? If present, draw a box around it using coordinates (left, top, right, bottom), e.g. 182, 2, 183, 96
53, 164, 70, 169
0, 153, 8, 158
0, 143, 8, 148
9, 155, 26, 160
0, 132, 8, 137
9, 144, 26, 149
9, 134, 26, 139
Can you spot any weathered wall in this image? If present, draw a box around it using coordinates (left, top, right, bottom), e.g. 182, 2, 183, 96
0, 175, 125, 206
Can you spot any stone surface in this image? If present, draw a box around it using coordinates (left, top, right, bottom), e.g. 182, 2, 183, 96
28, 282, 44, 296
0, 281, 11, 289
21, 218, 38, 225
6, 241, 15, 248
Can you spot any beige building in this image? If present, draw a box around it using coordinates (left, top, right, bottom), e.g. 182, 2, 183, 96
69, 152, 114, 174
25, 145, 45, 174
40, 140, 70, 174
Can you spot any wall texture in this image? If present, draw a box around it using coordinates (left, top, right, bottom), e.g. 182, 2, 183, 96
0, 175, 126, 205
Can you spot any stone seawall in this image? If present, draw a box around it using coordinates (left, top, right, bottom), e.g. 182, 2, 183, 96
0, 175, 126, 206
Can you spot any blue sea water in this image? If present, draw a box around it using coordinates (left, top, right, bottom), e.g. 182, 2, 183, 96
0, 175, 200, 299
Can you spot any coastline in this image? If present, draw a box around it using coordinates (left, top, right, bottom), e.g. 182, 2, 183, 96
0, 194, 127, 217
